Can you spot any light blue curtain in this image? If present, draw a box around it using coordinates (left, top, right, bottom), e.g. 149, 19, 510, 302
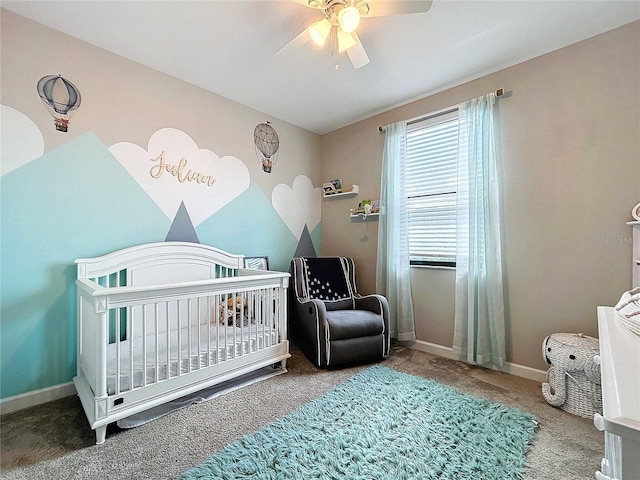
452, 93, 506, 367
376, 121, 416, 341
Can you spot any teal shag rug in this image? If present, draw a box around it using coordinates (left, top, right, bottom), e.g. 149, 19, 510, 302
179, 365, 538, 480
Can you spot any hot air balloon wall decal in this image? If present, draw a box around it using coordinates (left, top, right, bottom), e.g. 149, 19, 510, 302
253, 122, 279, 173
36, 74, 81, 132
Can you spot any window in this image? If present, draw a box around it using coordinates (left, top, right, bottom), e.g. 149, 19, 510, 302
406, 109, 459, 267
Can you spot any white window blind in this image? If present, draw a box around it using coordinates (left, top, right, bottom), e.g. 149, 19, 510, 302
406, 109, 459, 266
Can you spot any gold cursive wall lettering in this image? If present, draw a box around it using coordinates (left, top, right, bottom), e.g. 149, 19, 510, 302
150, 152, 216, 187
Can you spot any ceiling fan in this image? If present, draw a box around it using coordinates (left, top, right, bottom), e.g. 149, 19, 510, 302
277, 0, 433, 69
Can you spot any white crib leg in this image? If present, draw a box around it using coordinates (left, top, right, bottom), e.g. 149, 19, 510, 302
95, 425, 107, 445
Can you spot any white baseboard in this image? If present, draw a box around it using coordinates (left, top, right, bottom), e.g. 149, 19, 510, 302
0, 382, 76, 415
408, 339, 547, 383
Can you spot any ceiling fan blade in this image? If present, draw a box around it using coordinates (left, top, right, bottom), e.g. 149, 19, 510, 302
357, 0, 433, 18
274, 27, 311, 56
345, 32, 369, 69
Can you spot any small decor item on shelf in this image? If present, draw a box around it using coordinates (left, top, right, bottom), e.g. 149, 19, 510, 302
351, 199, 380, 217
322, 182, 338, 195
253, 122, 279, 173
632, 202, 640, 221
36, 74, 81, 132
322, 178, 343, 195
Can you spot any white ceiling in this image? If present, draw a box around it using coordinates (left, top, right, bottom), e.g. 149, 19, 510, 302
3, 1, 639, 135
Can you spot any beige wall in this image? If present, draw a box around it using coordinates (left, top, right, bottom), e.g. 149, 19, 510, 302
2, 9, 638, 380
0, 9, 322, 199
321, 21, 640, 371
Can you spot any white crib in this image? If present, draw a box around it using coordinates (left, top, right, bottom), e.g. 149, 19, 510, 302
73, 242, 290, 444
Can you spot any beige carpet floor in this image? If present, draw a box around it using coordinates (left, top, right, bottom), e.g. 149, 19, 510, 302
0, 344, 602, 479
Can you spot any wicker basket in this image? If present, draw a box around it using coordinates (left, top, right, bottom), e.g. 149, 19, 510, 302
542, 333, 602, 418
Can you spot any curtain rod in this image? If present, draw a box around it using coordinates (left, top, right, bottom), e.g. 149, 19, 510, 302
378, 88, 506, 133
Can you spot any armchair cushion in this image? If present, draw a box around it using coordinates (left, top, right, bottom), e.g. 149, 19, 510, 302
326, 310, 384, 340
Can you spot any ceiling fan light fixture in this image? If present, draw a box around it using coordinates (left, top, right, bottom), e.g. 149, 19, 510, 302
337, 29, 357, 52
338, 6, 360, 33
309, 18, 331, 46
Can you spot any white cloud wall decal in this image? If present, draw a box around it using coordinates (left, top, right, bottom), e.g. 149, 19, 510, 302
272, 175, 321, 238
1, 105, 45, 176
109, 128, 250, 226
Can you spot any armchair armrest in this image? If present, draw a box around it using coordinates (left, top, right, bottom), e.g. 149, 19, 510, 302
354, 294, 387, 315
355, 294, 391, 357
291, 297, 329, 366
294, 297, 327, 320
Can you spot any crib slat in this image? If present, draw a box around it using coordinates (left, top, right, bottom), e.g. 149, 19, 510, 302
234, 292, 246, 356
213, 295, 221, 365
142, 305, 147, 388
249, 290, 255, 354
258, 289, 263, 351
223, 295, 228, 361
196, 299, 201, 369
192, 303, 196, 368
233, 293, 238, 358
206, 296, 211, 367
260, 289, 264, 348
115, 307, 121, 396
265, 290, 268, 348
187, 299, 192, 372
166, 302, 170, 380
268, 287, 272, 345
258, 289, 262, 351
128, 305, 134, 392
184, 299, 188, 374
155, 303, 159, 384
272, 287, 277, 344
192, 299, 195, 369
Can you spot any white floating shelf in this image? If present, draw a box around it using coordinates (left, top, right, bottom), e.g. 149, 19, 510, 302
350, 208, 380, 219
323, 184, 359, 198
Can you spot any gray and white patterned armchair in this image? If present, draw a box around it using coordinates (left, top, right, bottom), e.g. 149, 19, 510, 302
289, 256, 391, 367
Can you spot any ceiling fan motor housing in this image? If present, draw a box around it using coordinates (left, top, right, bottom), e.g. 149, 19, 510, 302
314, 1, 370, 26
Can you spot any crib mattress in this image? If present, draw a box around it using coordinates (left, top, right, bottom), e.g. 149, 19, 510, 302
106, 323, 277, 395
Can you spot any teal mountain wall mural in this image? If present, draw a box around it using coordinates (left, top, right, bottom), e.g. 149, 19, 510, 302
1, 125, 320, 400
1, 133, 170, 398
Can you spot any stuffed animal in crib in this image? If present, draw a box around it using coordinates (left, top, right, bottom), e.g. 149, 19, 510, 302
219, 296, 249, 326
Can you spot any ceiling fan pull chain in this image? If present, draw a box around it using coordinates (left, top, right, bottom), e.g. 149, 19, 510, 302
331, 25, 341, 69
330, 25, 336, 57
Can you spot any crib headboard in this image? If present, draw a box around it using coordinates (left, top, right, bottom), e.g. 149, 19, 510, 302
75, 242, 245, 287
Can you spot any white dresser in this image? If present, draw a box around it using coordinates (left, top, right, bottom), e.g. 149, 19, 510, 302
594, 306, 640, 480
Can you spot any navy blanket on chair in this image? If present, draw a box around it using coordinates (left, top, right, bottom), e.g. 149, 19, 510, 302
302, 257, 352, 301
